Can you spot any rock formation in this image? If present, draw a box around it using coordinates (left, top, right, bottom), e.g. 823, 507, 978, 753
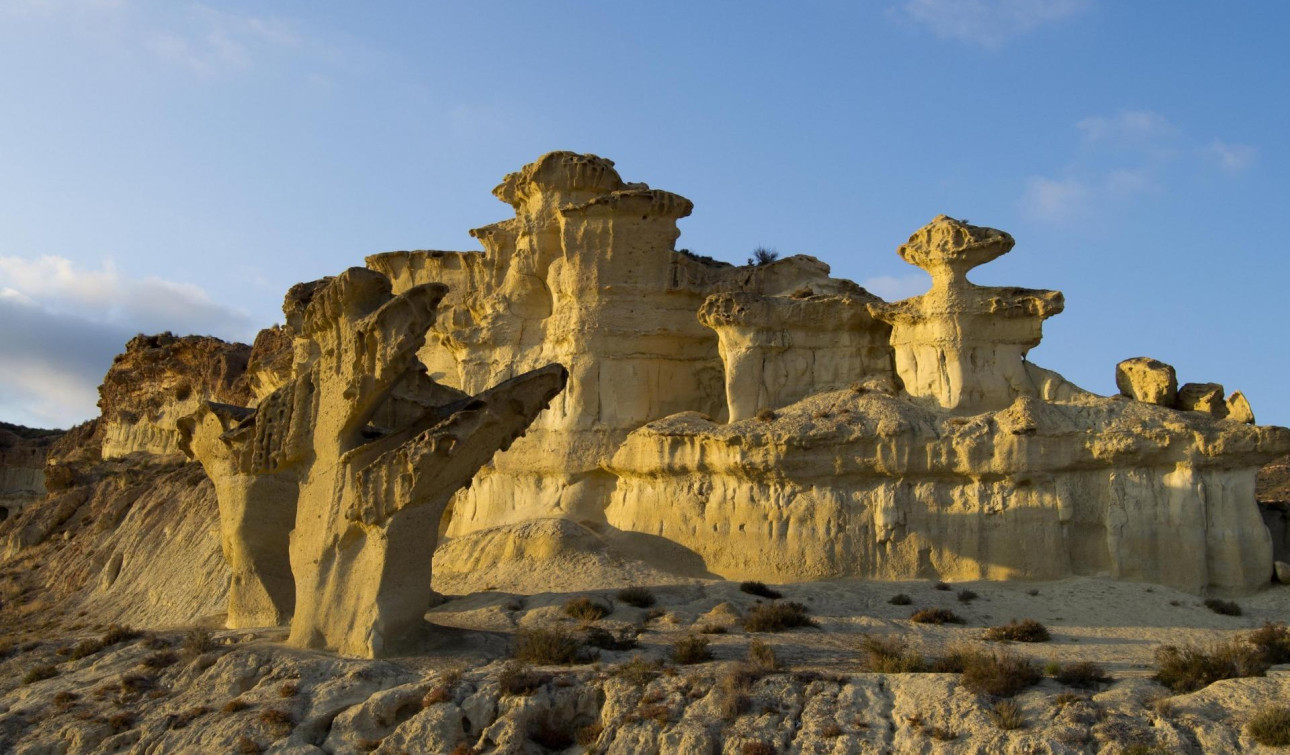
180, 268, 567, 656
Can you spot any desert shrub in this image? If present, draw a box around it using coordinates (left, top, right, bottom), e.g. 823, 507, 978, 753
22, 664, 57, 685
984, 619, 1050, 643
699, 624, 729, 634
513, 626, 587, 665
182, 628, 217, 655
741, 741, 776, 755
576, 722, 604, 746
234, 736, 262, 754
528, 718, 577, 750
140, 650, 179, 669
715, 667, 754, 720
748, 639, 778, 671
583, 626, 637, 651
755, 409, 776, 422
748, 247, 780, 266
222, 697, 251, 713
957, 589, 978, 603
119, 672, 155, 695
277, 681, 298, 698
422, 684, 453, 707
498, 661, 550, 696
106, 712, 136, 732
858, 634, 926, 673
1052, 661, 1111, 689
744, 602, 815, 632
1248, 622, 1290, 664
1026, 588, 1040, 596
930, 643, 981, 673
910, 608, 964, 625
928, 725, 957, 740
888, 593, 912, 606
988, 699, 1026, 730
1052, 691, 1083, 708
69, 639, 103, 660
102, 624, 140, 646
933, 581, 952, 591
563, 596, 611, 622
739, 581, 782, 600
52, 691, 78, 708
1204, 598, 1242, 616
613, 655, 663, 686
257, 707, 294, 735
672, 634, 713, 664
171, 705, 211, 729
1248, 705, 1290, 747
1154, 640, 1267, 693
616, 586, 656, 608
959, 650, 1042, 697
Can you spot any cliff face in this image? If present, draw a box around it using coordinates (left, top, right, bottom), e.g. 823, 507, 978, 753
98, 333, 251, 459
0, 422, 61, 519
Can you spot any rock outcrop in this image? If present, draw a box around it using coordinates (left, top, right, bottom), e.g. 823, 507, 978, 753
1115, 357, 1178, 407
180, 268, 568, 657
0, 422, 61, 519
99, 333, 251, 459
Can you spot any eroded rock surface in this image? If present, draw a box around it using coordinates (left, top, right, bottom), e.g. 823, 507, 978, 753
1116, 356, 1178, 406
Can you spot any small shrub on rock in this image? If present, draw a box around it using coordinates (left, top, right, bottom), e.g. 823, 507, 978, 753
858, 634, 926, 673
182, 628, 217, 655
910, 608, 964, 625
583, 626, 638, 651
988, 699, 1025, 730
1204, 598, 1242, 616
613, 655, 663, 686
933, 581, 952, 591
1052, 661, 1111, 689
1248, 622, 1290, 664
222, 697, 251, 713
234, 736, 262, 754
257, 707, 294, 736
744, 602, 815, 632
739, 581, 782, 599
888, 593, 912, 606
741, 741, 776, 755
1248, 705, 1290, 747
956, 589, 978, 603
984, 619, 1050, 643
563, 596, 611, 622
959, 650, 1041, 697
102, 624, 140, 646
1155, 640, 1267, 693
22, 664, 57, 685
498, 661, 550, 696
513, 626, 589, 665
616, 586, 656, 608
671, 634, 713, 664
748, 639, 778, 671
140, 651, 179, 669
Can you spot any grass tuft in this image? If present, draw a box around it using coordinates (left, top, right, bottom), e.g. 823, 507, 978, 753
1204, 598, 1242, 616
615, 586, 656, 608
1052, 661, 1111, 689
671, 634, 714, 664
743, 602, 815, 633
563, 596, 611, 622
513, 626, 590, 665
888, 593, 912, 606
959, 650, 1042, 697
1154, 640, 1267, 693
988, 699, 1026, 730
910, 607, 964, 625
1248, 705, 1290, 747
984, 619, 1050, 643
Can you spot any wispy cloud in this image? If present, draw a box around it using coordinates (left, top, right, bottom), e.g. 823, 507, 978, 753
144, 5, 302, 76
1205, 139, 1257, 175
1022, 110, 1256, 223
0, 255, 255, 428
861, 273, 930, 301
900, 0, 1092, 48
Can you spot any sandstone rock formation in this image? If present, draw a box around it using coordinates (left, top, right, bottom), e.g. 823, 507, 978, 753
1116, 357, 1178, 407
1178, 382, 1229, 418
180, 268, 567, 656
99, 333, 251, 459
0, 422, 60, 519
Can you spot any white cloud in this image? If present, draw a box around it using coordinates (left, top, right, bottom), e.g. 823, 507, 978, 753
1076, 110, 1175, 145
901, 0, 1092, 48
0, 255, 256, 428
1206, 139, 1257, 175
861, 273, 930, 301
1021, 176, 1089, 222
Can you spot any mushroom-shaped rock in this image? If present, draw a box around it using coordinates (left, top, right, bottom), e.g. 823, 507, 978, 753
1115, 357, 1178, 407
1227, 391, 1256, 424
869, 215, 1063, 413
1178, 382, 1228, 418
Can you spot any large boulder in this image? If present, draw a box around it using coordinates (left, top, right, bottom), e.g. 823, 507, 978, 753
1115, 357, 1178, 407
1178, 382, 1229, 418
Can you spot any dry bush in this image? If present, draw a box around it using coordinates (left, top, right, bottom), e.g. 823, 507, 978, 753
583, 626, 638, 651
52, 691, 78, 710
222, 697, 251, 713
498, 661, 550, 696
933, 581, 952, 591
576, 722, 604, 746
422, 684, 453, 707
699, 624, 729, 634
234, 736, 262, 754
563, 596, 611, 622
22, 664, 57, 685
513, 626, 588, 665
140, 651, 179, 669
959, 650, 1041, 697
257, 707, 294, 736
102, 624, 140, 646
182, 628, 216, 655
755, 409, 776, 422
616, 586, 656, 608
888, 593, 912, 606
672, 634, 713, 664
957, 589, 978, 603
613, 655, 664, 686
276, 681, 298, 698
715, 667, 754, 721
1203, 598, 1242, 616
1248, 705, 1290, 747
928, 725, 957, 740
1248, 622, 1290, 664
744, 602, 815, 632
984, 619, 1050, 643
741, 742, 776, 755
858, 634, 926, 673
171, 705, 211, 729
739, 581, 783, 599
69, 639, 102, 660
106, 712, 136, 732
1154, 640, 1267, 693
748, 639, 778, 672
910, 607, 964, 625
1053, 661, 1111, 689
988, 699, 1026, 730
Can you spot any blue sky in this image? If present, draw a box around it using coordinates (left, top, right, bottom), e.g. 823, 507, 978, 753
1, 1, 1287, 428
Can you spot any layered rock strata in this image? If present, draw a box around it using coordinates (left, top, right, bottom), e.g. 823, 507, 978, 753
181, 268, 567, 656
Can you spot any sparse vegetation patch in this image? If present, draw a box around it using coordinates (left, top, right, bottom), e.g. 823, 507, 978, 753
984, 619, 1050, 643
744, 601, 815, 632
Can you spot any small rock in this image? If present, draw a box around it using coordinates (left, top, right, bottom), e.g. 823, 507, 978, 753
1115, 357, 1178, 407
1226, 391, 1255, 424
1177, 382, 1228, 418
